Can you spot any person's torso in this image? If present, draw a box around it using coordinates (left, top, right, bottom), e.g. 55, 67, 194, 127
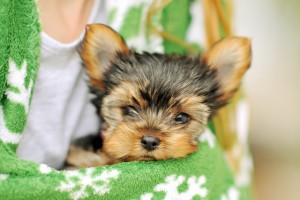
17, 0, 107, 169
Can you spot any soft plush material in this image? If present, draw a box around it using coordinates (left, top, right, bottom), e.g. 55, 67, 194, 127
0, 1, 252, 199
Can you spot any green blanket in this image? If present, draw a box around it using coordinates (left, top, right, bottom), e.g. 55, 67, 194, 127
0, 1, 252, 199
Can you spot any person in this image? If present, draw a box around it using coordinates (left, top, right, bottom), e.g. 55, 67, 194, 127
16, 0, 107, 169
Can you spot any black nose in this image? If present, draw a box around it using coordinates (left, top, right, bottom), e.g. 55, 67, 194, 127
141, 135, 160, 151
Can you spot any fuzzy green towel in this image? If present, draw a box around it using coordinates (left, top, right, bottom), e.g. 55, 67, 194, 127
0, 1, 252, 199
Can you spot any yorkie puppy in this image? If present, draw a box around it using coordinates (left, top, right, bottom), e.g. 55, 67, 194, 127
65, 24, 251, 169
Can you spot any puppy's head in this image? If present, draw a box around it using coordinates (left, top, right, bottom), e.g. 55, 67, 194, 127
80, 24, 251, 162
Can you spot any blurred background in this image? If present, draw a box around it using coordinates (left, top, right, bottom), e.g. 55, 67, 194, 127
234, 0, 300, 199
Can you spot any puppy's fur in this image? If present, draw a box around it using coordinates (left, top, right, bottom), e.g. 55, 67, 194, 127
65, 24, 251, 169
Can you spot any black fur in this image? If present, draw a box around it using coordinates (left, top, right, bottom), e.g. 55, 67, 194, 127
90, 51, 225, 116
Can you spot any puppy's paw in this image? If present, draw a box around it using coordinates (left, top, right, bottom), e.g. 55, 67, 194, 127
65, 145, 109, 169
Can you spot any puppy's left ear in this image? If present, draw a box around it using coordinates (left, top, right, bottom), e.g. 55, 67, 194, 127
201, 37, 251, 102
80, 24, 129, 90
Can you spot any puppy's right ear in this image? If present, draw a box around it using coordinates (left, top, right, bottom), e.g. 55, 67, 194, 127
80, 24, 129, 90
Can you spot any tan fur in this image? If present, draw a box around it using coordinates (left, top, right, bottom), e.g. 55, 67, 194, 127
68, 25, 251, 168
102, 123, 198, 163
66, 145, 110, 168
101, 82, 140, 136
80, 24, 129, 90
98, 83, 208, 163
201, 37, 251, 101
175, 96, 210, 140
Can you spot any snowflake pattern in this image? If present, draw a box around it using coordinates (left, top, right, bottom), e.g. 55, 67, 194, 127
0, 59, 33, 144
0, 174, 9, 181
199, 128, 216, 148
0, 107, 22, 144
220, 186, 239, 200
236, 153, 253, 186
107, 0, 163, 53
39, 164, 53, 174
141, 174, 208, 200
57, 168, 120, 200
6, 59, 33, 113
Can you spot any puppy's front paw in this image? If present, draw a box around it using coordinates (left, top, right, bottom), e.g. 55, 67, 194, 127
65, 145, 109, 169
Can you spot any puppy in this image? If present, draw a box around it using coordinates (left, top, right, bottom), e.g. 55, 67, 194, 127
65, 24, 251, 169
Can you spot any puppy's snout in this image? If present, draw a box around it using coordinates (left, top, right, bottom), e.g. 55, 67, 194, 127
141, 135, 160, 151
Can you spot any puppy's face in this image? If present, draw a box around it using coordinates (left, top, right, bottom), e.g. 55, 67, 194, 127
80, 24, 251, 162
98, 53, 218, 162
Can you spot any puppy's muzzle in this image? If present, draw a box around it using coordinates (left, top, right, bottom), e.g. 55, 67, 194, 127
141, 135, 160, 151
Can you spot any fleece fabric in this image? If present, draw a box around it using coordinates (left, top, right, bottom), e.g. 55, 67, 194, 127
0, 1, 252, 199
16, 0, 106, 169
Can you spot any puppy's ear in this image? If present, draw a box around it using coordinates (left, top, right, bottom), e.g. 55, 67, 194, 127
80, 24, 129, 90
201, 37, 251, 102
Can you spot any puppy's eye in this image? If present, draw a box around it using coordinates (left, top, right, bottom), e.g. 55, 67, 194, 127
123, 106, 138, 117
174, 113, 190, 124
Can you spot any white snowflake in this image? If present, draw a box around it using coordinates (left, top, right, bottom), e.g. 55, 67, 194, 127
199, 128, 216, 148
0, 174, 9, 181
236, 153, 253, 186
39, 164, 53, 174
220, 186, 239, 200
0, 59, 33, 144
57, 168, 120, 200
141, 193, 153, 200
107, 0, 143, 31
141, 174, 208, 200
6, 59, 33, 113
0, 106, 22, 144
106, 1, 163, 53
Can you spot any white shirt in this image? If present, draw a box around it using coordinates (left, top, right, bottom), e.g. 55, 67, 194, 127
17, 0, 107, 169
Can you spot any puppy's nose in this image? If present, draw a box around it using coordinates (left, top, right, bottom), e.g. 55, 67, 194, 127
141, 135, 160, 151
